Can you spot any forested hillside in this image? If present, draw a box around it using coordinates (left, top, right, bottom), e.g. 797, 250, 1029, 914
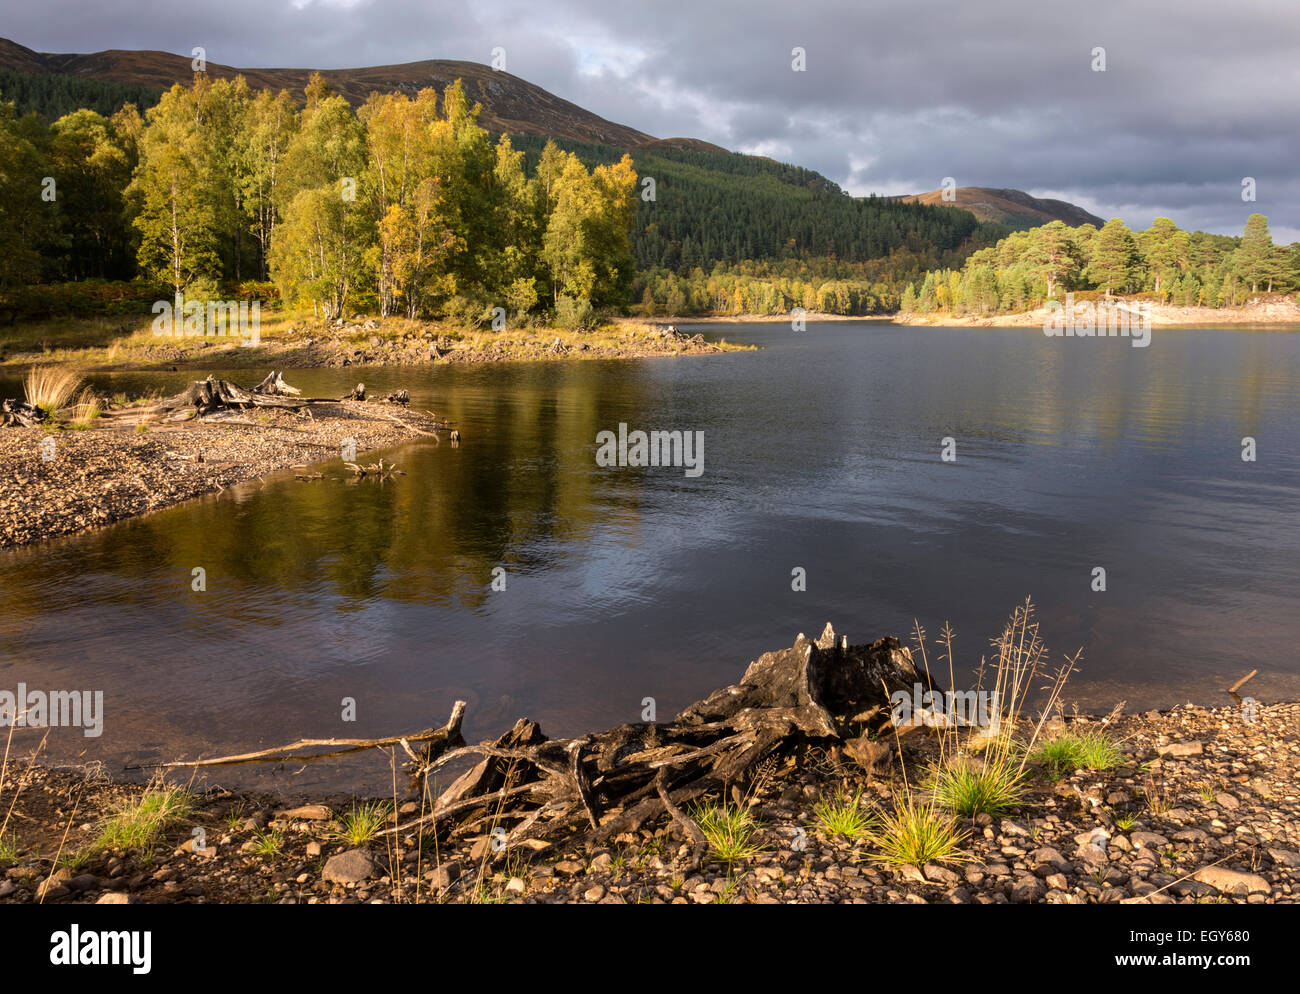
511, 134, 1009, 273
0, 68, 162, 119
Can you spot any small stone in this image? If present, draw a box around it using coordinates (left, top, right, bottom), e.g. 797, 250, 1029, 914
900, 864, 926, 885
427, 863, 461, 890
67, 874, 98, 892
923, 863, 960, 884
554, 860, 584, 876
1156, 741, 1203, 757
505, 877, 526, 896
583, 884, 607, 902
96, 892, 133, 905
322, 849, 378, 885
1045, 873, 1069, 891
1030, 847, 1070, 872
1129, 831, 1169, 850
306, 842, 322, 857
1010, 876, 1046, 903
36, 879, 69, 901
280, 804, 332, 821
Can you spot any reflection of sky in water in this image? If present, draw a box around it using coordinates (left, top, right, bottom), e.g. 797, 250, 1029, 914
1, 323, 1298, 792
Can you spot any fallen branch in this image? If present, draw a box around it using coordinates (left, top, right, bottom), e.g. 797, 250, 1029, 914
143, 700, 466, 770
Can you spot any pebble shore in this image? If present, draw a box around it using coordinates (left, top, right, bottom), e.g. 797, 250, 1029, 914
0, 402, 442, 550
2, 701, 1294, 905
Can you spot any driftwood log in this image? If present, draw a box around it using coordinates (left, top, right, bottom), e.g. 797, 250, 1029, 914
1, 398, 48, 427
157, 372, 316, 417
151, 372, 398, 421
158, 623, 937, 865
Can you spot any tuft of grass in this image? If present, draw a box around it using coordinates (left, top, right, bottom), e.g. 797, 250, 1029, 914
56, 848, 92, 871
1112, 812, 1138, 831
1029, 728, 1123, 778
691, 802, 767, 863
1142, 774, 1173, 816
814, 789, 875, 840
330, 801, 391, 847
23, 367, 83, 412
866, 797, 968, 867
0, 832, 19, 864
95, 782, 194, 854
926, 754, 1025, 817
69, 388, 101, 429
250, 828, 284, 857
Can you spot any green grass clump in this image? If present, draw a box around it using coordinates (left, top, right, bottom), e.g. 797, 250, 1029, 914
926, 754, 1025, 817
0, 833, 19, 864
56, 848, 92, 871
250, 829, 284, 857
330, 801, 391, 847
95, 783, 194, 854
866, 797, 967, 867
691, 802, 767, 863
814, 789, 875, 840
1029, 728, 1123, 778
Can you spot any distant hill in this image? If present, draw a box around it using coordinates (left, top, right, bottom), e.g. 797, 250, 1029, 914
0, 36, 652, 148
898, 187, 1104, 229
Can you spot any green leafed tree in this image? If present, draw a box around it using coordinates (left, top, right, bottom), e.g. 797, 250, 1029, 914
129, 82, 222, 298
1086, 218, 1140, 294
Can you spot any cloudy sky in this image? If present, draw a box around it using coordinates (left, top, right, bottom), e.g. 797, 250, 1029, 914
8, 0, 1298, 240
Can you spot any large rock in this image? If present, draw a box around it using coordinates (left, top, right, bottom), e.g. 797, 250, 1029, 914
322, 849, 379, 885
1192, 866, 1270, 896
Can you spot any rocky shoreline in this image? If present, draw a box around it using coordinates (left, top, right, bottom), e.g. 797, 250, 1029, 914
2, 698, 1294, 905
0, 397, 443, 550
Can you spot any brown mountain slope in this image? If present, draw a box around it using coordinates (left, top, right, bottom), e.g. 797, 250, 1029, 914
899, 187, 1104, 229
0, 37, 655, 148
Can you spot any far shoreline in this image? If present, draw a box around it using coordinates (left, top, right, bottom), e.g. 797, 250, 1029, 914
632, 294, 1300, 330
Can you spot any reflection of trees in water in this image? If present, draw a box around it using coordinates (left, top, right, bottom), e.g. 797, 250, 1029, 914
0, 363, 655, 620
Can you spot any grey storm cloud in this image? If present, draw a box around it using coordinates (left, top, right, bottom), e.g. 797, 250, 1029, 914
6, 0, 1296, 240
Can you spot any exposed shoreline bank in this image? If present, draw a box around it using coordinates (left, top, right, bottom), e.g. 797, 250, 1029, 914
0, 388, 445, 551
0, 317, 746, 374
1, 687, 1293, 905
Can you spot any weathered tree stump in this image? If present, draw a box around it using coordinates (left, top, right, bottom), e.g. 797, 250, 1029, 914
396, 623, 937, 861
1, 399, 48, 427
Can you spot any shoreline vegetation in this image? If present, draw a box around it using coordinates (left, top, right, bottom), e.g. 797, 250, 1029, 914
2, 609, 1294, 905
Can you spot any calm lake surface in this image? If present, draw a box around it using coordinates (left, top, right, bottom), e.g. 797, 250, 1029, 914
2, 322, 1299, 791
